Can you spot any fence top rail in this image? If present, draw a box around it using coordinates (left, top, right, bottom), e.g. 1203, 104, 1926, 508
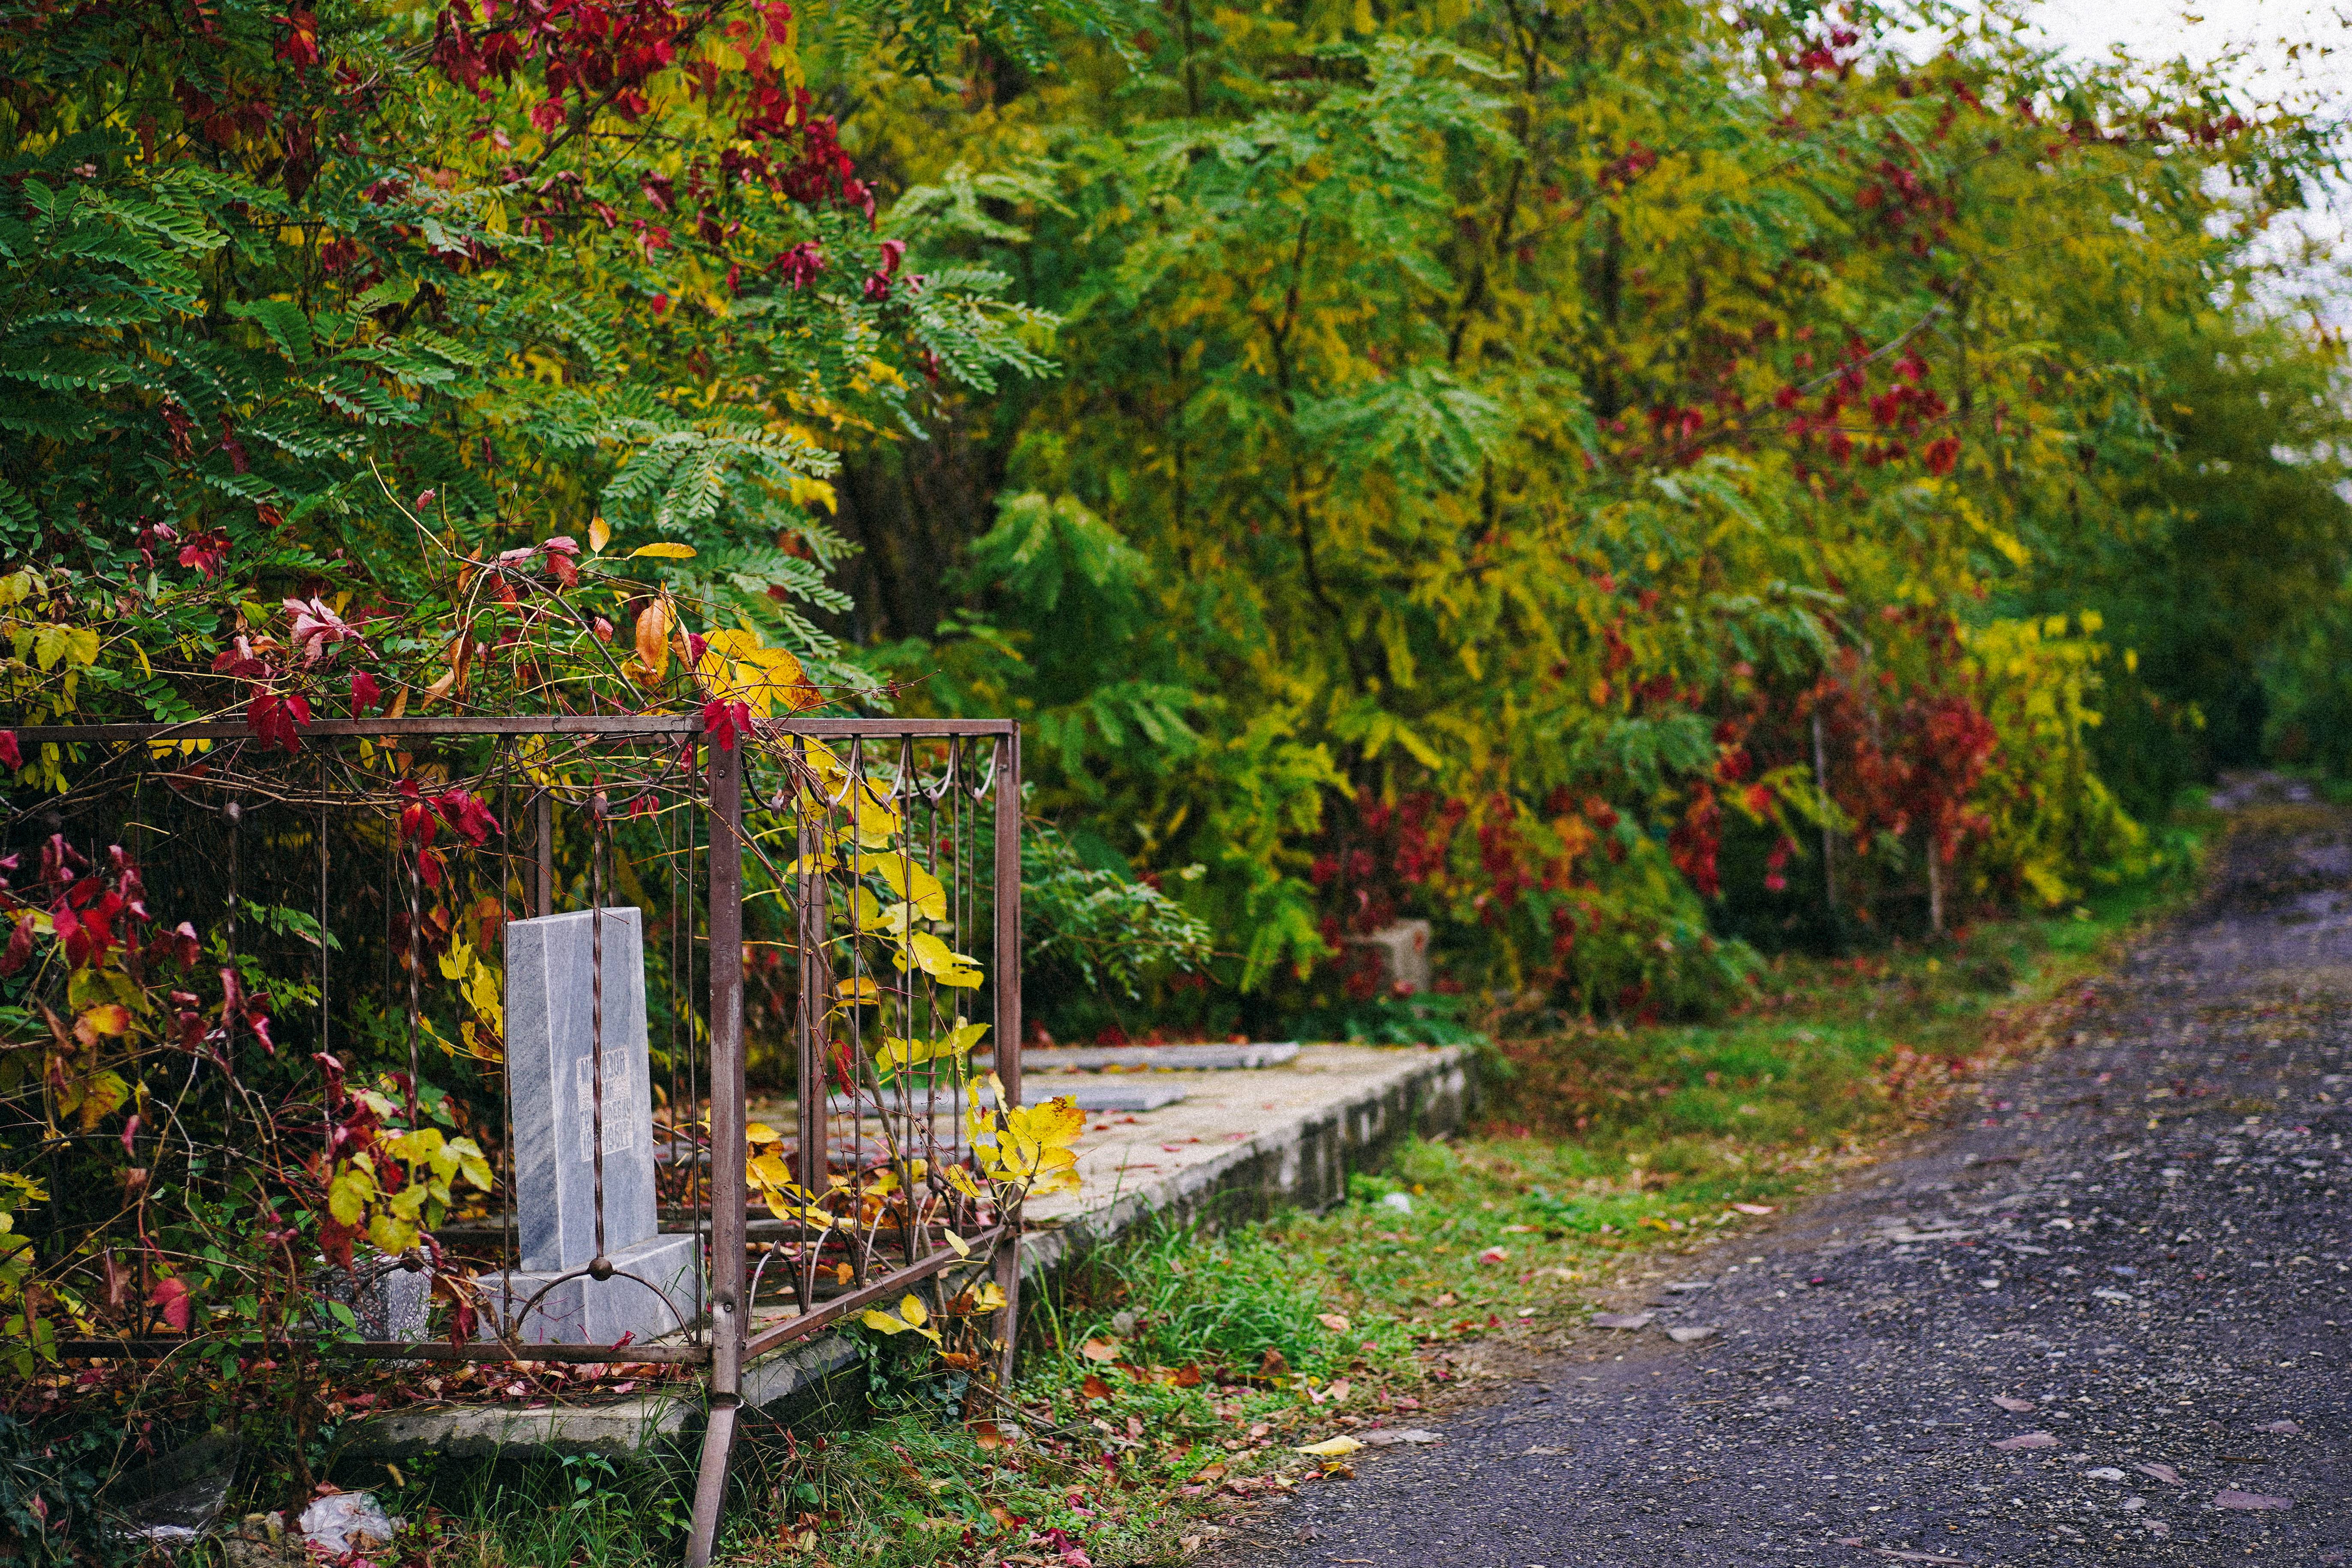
14, 716, 1020, 743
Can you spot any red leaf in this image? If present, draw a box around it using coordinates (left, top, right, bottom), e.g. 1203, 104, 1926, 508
349, 671, 382, 717
701, 699, 751, 752
0, 731, 20, 771
246, 690, 310, 752
151, 1275, 192, 1334
0, 918, 32, 975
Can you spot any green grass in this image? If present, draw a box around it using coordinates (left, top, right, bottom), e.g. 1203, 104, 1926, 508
373, 867, 2203, 1568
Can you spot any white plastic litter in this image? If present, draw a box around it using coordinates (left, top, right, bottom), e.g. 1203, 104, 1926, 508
299, 1493, 399, 1555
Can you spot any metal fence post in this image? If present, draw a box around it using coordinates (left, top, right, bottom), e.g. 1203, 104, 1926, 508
990, 726, 1023, 1389
687, 738, 746, 1568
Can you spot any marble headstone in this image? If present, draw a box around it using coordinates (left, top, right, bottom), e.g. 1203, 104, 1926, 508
485, 908, 697, 1346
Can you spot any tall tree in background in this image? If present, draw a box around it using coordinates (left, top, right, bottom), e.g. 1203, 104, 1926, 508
831, 0, 2349, 1032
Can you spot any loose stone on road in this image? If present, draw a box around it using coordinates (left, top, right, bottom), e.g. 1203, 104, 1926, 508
1221, 808, 2352, 1565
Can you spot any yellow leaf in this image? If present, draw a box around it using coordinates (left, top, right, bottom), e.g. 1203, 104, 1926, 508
896, 931, 983, 989
1294, 1436, 1362, 1457
630, 542, 697, 559
1079, 1337, 1119, 1362
746, 1122, 780, 1145
75, 1069, 129, 1131
834, 976, 881, 1005
366, 1212, 418, 1255
861, 853, 946, 920
76, 1003, 131, 1038
941, 1229, 970, 1257
327, 1165, 376, 1226
588, 517, 610, 554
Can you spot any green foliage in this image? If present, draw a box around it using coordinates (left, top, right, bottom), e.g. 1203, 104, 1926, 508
837, 0, 2349, 1020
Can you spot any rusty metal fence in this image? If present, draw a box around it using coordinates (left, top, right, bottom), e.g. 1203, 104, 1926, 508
5, 713, 1024, 1564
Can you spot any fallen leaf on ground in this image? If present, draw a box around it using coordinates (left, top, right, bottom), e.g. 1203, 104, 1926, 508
1731, 1203, 1776, 1215
1478, 1247, 1510, 1263
1316, 1313, 1352, 1333
1666, 1325, 1718, 1344
1080, 1338, 1119, 1362
2083, 1467, 2127, 1481
1357, 1428, 1440, 1447
1590, 1312, 1654, 1330
1873, 1552, 1967, 1565
1294, 1436, 1363, 1457
972, 1422, 1007, 1451
2134, 1462, 2183, 1485
1993, 1432, 2059, 1451
1524, 1445, 1573, 1456
1080, 1374, 1112, 1401
2214, 1490, 2291, 1511
2264, 1420, 2301, 1434
1991, 1395, 2036, 1412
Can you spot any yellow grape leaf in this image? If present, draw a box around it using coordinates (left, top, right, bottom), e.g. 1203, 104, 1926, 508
630, 542, 697, 559
846, 781, 900, 848
834, 976, 881, 1005
366, 1212, 418, 1256
896, 931, 983, 989
451, 1137, 493, 1191
941, 1229, 970, 1257
738, 646, 822, 714
942, 1163, 985, 1199
75, 1004, 131, 1040
861, 853, 946, 920
327, 1164, 376, 1226
75, 1069, 129, 1131
746, 1122, 780, 1145
874, 1035, 931, 1072
588, 516, 610, 554
966, 1280, 1007, 1313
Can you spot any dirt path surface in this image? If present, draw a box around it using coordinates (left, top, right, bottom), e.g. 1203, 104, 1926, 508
1218, 810, 2352, 1567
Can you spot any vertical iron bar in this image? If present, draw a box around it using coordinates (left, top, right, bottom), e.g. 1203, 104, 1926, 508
989, 726, 1022, 1388
687, 737, 746, 1568
992, 729, 1021, 1112
534, 790, 554, 917
590, 796, 609, 1269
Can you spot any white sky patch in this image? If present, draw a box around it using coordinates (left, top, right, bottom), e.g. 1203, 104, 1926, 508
1896, 2, 2352, 320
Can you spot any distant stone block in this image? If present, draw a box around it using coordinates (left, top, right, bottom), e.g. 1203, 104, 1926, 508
314, 1261, 430, 1341
1345, 919, 1432, 996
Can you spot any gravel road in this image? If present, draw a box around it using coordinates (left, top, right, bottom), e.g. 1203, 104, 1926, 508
1221, 807, 2352, 1567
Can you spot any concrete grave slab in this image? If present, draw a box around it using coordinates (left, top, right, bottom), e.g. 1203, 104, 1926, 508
483, 908, 696, 1346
